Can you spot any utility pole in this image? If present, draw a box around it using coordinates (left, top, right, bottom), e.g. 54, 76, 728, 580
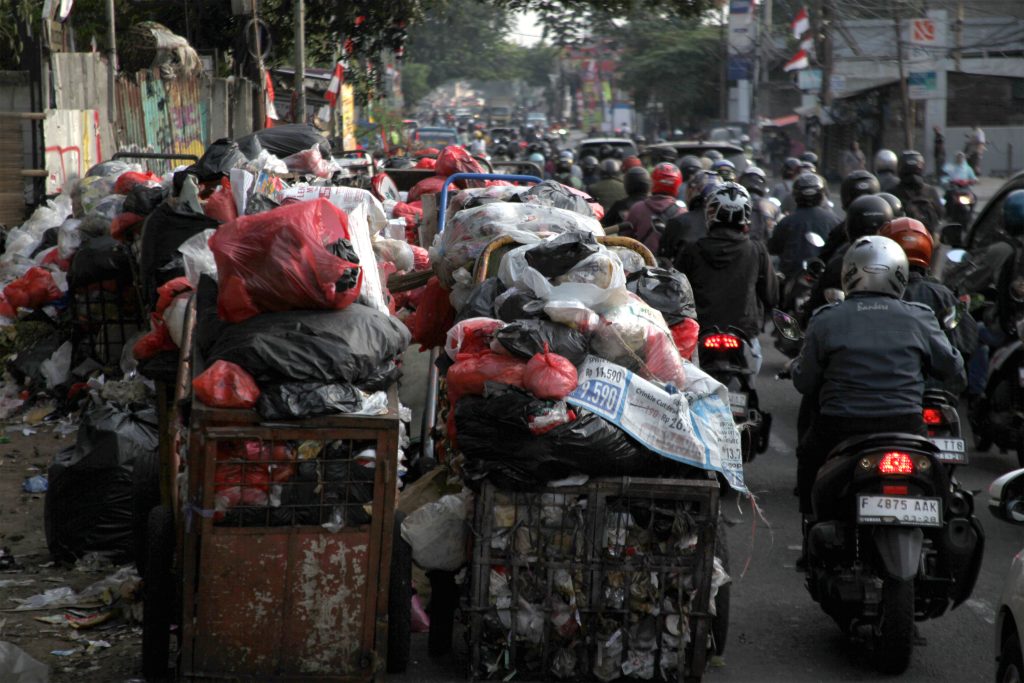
251, 0, 266, 129
820, 0, 833, 109
894, 18, 913, 150
293, 0, 306, 123
105, 0, 116, 125
719, 4, 728, 122
953, 0, 963, 71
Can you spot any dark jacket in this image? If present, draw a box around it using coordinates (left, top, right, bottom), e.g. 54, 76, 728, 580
676, 227, 778, 338
768, 205, 842, 277
893, 179, 944, 230
661, 210, 708, 261
586, 177, 627, 213
793, 293, 963, 417
603, 193, 645, 228
905, 268, 979, 360
878, 170, 900, 193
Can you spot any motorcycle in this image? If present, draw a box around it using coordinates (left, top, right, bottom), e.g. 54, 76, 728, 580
697, 327, 771, 461
773, 232, 827, 358
944, 178, 977, 226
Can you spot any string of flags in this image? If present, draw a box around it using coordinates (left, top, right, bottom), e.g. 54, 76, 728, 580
785, 7, 812, 72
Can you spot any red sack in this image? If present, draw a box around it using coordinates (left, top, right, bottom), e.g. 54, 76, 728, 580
155, 276, 193, 317
110, 212, 145, 241
643, 327, 687, 387
410, 245, 430, 271
39, 248, 71, 272
214, 463, 271, 512
415, 157, 437, 170
0, 293, 15, 319
446, 351, 527, 405
669, 318, 700, 361
371, 172, 401, 203
132, 319, 177, 360
408, 276, 455, 351
444, 318, 504, 359
436, 145, 484, 178
3, 267, 61, 310
193, 360, 261, 409
408, 175, 456, 203
204, 185, 238, 223
523, 347, 578, 400
113, 170, 160, 195
209, 199, 363, 323
415, 147, 440, 157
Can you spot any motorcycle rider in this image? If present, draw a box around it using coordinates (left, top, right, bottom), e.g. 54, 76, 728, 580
792, 235, 963, 519
771, 157, 802, 204
878, 192, 905, 218
768, 173, 841, 280
874, 148, 900, 192
580, 155, 600, 186
818, 170, 882, 265
678, 155, 704, 184
587, 159, 627, 213
676, 182, 778, 373
712, 159, 737, 182
623, 162, 687, 254
893, 150, 944, 232
661, 170, 721, 261
604, 166, 651, 228
552, 156, 582, 189
738, 166, 780, 242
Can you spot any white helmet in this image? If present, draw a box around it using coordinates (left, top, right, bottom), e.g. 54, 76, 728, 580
841, 235, 909, 297
704, 182, 752, 228
874, 149, 898, 174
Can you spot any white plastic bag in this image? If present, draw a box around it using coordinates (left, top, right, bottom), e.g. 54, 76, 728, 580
400, 490, 472, 571
0, 641, 49, 683
178, 229, 218, 286
498, 239, 627, 311
372, 237, 414, 272
40, 342, 72, 389
3, 195, 73, 263
57, 218, 83, 259
276, 184, 389, 235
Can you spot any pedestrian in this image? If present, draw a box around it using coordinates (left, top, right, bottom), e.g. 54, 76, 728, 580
933, 125, 946, 176
965, 124, 986, 175
840, 141, 866, 178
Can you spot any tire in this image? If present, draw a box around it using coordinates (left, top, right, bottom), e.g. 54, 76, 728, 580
132, 450, 161, 577
712, 518, 730, 656
998, 631, 1024, 683
876, 578, 914, 675
142, 506, 174, 682
387, 516, 412, 674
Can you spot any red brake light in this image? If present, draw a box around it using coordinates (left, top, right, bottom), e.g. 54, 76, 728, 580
878, 451, 915, 475
882, 484, 909, 495
922, 408, 943, 425
703, 334, 741, 350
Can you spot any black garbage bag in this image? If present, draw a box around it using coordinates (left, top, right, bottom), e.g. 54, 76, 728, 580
208, 304, 410, 386
523, 232, 599, 278
493, 319, 589, 366
189, 138, 247, 182
256, 382, 362, 420
194, 274, 227, 359
123, 185, 165, 216
69, 236, 133, 288
626, 267, 697, 325
244, 193, 280, 215
495, 289, 547, 323
270, 461, 321, 526
323, 441, 376, 527
358, 360, 401, 392
44, 401, 159, 563
455, 277, 506, 324
516, 180, 594, 217
8, 331, 61, 386
139, 201, 219, 307
236, 124, 331, 160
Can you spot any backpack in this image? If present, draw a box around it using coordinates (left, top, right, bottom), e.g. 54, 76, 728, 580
647, 201, 682, 237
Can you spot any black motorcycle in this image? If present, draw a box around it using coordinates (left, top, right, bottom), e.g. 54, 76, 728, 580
697, 327, 771, 461
944, 179, 977, 226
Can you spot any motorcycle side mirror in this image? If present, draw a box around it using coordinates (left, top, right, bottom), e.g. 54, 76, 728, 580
942, 304, 961, 330
946, 248, 969, 264
807, 258, 826, 278
772, 308, 804, 341
805, 232, 826, 248
940, 223, 965, 248
989, 468, 1024, 525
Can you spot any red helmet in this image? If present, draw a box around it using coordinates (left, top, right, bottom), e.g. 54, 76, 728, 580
879, 217, 933, 269
621, 155, 643, 171
651, 162, 682, 196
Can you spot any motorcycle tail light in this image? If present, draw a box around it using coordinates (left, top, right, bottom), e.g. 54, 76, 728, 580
882, 484, 908, 495
922, 408, 944, 425
703, 334, 741, 350
877, 451, 914, 475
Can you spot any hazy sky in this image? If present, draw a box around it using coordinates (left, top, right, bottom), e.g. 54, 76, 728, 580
511, 11, 543, 46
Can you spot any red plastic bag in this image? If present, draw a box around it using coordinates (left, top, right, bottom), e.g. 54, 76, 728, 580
436, 145, 484, 178
110, 212, 145, 241
415, 157, 437, 170
132, 319, 177, 360
204, 185, 238, 223
3, 267, 61, 310
444, 318, 504, 360
408, 276, 456, 351
669, 318, 700, 361
408, 175, 457, 203
0, 293, 15, 319
410, 245, 430, 271
39, 248, 71, 272
113, 170, 160, 195
214, 463, 271, 512
155, 276, 193, 317
193, 360, 261, 409
446, 351, 527, 405
644, 327, 687, 387
523, 347, 578, 400
209, 199, 363, 323
415, 147, 440, 157
282, 145, 331, 177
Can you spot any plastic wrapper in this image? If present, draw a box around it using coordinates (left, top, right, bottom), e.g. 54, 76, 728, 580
0, 641, 50, 683
524, 231, 600, 278
498, 238, 625, 310
209, 199, 362, 323
591, 294, 686, 387
155, 276, 192, 316
408, 276, 456, 351
113, 170, 161, 194
256, 382, 362, 420
626, 266, 697, 325
445, 317, 505, 360
3, 267, 62, 310
433, 203, 604, 287
193, 360, 260, 409
236, 123, 331, 160
37, 247, 71, 272
670, 318, 700, 361
45, 402, 159, 563
86, 193, 127, 223
75, 174, 119, 216
493, 319, 589, 365
207, 304, 410, 386
446, 351, 527, 404
277, 185, 389, 235
400, 490, 472, 571
110, 212, 145, 241
408, 175, 456, 203
446, 185, 524, 216
282, 144, 331, 178
526, 401, 574, 435
190, 138, 247, 181
164, 294, 190, 347
373, 237, 414, 272
524, 349, 578, 400
204, 185, 238, 223
436, 145, 484, 178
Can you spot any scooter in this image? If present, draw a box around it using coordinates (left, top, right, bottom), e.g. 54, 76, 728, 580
773, 232, 827, 358
944, 179, 977, 226
697, 326, 771, 461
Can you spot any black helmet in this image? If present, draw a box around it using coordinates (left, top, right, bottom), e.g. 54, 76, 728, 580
1004, 189, 1024, 237
845, 195, 894, 241
800, 151, 819, 166
898, 150, 926, 178
555, 157, 573, 173
581, 155, 599, 173
624, 166, 652, 196
782, 157, 802, 179
492, 143, 508, 158
792, 173, 825, 208
877, 192, 904, 218
598, 144, 614, 160
738, 166, 768, 196
840, 170, 880, 210
704, 182, 752, 229
653, 146, 677, 163
704, 149, 724, 162
678, 155, 703, 181
599, 158, 621, 178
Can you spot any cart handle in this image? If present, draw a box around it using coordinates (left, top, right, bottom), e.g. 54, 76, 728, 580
438, 172, 543, 233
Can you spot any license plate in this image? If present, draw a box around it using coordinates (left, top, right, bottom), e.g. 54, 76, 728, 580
857, 495, 942, 527
728, 392, 748, 416
929, 437, 968, 465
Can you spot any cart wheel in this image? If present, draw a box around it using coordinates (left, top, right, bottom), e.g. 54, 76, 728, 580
427, 570, 458, 657
132, 450, 161, 578
142, 505, 174, 681
712, 518, 730, 656
387, 515, 412, 674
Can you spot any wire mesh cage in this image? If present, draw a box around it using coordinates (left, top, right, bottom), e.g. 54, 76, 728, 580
70, 280, 145, 371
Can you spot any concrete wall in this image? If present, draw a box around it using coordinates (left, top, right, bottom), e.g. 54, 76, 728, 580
946, 126, 1024, 177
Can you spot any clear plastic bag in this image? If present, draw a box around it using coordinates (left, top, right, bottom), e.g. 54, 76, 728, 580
277, 184, 389, 235
281, 144, 331, 178
373, 237, 414, 272
498, 238, 626, 310
590, 293, 686, 387
178, 228, 218, 286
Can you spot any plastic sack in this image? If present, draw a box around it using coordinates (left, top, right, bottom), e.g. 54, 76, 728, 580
155, 276, 192, 316
456, 277, 506, 322
86, 193, 127, 222
373, 237, 414, 272
498, 238, 626, 310
400, 490, 472, 571
627, 266, 697, 325
436, 145, 484, 178
433, 202, 605, 287
57, 218, 82, 259
139, 201, 220, 306
256, 382, 362, 420
415, 157, 436, 169
4, 196, 73, 263
609, 245, 646, 275
523, 231, 601, 277
236, 123, 331, 160
123, 184, 165, 216
193, 360, 260, 409
75, 174, 118, 216
110, 212, 145, 241
408, 276, 456, 351
591, 294, 686, 387
0, 641, 49, 683
281, 144, 331, 178
524, 348, 578, 400
446, 351, 527, 405
4, 267, 61, 310
37, 247, 71, 272
113, 170, 160, 194
209, 199, 363, 323
408, 175, 457, 203
277, 185, 389, 235
204, 185, 238, 223
190, 138, 247, 181
69, 236, 132, 288
133, 318, 177, 360
518, 180, 595, 217
493, 319, 589, 365
446, 185, 524, 216
445, 317, 505, 360
670, 318, 700, 361
494, 287, 546, 322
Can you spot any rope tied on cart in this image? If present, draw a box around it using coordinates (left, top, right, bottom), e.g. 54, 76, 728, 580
183, 498, 217, 532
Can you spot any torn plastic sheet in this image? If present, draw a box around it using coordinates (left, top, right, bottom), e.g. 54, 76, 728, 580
565, 356, 746, 493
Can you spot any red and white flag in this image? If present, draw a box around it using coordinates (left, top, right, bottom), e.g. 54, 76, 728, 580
792, 7, 810, 39
800, 36, 814, 53
784, 50, 810, 72
324, 60, 345, 108
264, 71, 279, 128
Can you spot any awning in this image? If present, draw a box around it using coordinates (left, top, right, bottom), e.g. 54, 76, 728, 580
768, 114, 800, 127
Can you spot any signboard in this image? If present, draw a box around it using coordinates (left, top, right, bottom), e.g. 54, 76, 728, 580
908, 71, 939, 100
797, 68, 822, 92
728, 56, 753, 81
910, 18, 937, 45
341, 83, 356, 149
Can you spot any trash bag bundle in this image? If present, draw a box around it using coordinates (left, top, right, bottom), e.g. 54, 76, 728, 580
492, 319, 589, 366
209, 199, 363, 323
626, 266, 697, 325
3, 267, 62, 310
255, 382, 362, 420
138, 201, 220, 306
236, 123, 332, 160
277, 185, 389, 235
193, 360, 261, 409
445, 185, 525, 217
590, 294, 687, 387
69, 235, 133, 288
517, 180, 595, 217
436, 145, 485, 178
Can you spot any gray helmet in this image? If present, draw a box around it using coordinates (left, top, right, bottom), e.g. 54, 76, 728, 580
874, 149, 898, 174
581, 155, 599, 173
599, 158, 621, 179
793, 173, 825, 208
738, 166, 768, 196
841, 235, 909, 297
704, 182, 752, 229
